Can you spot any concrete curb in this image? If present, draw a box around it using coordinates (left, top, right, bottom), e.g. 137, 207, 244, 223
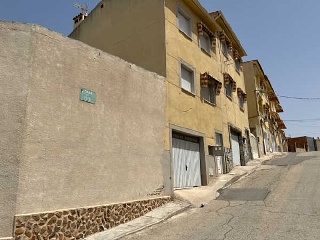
222, 175, 242, 188
113, 203, 191, 240
216, 165, 260, 195
218, 152, 288, 192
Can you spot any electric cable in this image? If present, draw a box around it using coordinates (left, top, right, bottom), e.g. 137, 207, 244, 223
277, 94, 320, 100
283, 118, 320, 122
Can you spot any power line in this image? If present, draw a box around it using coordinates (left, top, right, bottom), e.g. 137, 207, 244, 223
283, 118, 320, 122
285, 123, 320, 127
277, 94, 320, 100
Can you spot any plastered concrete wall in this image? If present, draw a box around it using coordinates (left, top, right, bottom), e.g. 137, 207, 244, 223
316, 139, 320, 151
163, 0, 249, 151
0, 21, 33, 238
0, 21, 166, 237
69, 0, 166, 77
243, 62, 258, 119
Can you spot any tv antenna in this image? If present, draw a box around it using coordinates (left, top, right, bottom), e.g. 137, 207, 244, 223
74, 3, 88, 15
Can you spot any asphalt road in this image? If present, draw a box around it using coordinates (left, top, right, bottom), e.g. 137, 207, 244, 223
121, 152, 320, 240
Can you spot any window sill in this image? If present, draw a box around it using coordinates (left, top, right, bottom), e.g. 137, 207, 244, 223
179, 29, 192, 41
181, 88, 196, 97
226, 95, 233, 101
222, 52, 229, 59
203, 99, 217, 106
201, 48, 212, 57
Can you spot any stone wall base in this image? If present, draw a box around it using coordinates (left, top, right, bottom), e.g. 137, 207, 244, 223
14, 196, 171, 240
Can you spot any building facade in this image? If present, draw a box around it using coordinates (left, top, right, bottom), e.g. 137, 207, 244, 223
243, 60, 287, 158
315, 138, 320, 151
0, 21, 169, 239
288, 136, 317, 152
70, 0, 250, 189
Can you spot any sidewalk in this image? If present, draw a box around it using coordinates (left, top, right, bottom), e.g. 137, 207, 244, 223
85, 201, 191, 240
86, 152, 286, 240
174, 151, 287, 207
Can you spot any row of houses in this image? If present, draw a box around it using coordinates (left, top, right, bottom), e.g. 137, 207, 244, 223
0, 0, 287, 239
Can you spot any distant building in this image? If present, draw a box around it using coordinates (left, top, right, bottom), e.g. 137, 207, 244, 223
287, 136, 317, 152
243, 60, 287, 158
315, 137, 320, 151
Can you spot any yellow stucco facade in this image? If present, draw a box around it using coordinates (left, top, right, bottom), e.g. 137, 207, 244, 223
163, 0, 249, 152
243, 60, 287, 156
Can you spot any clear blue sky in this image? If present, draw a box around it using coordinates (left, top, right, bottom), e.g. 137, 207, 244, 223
1, 0, 320, 138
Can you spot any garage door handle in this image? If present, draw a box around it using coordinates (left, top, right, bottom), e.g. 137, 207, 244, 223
185, 165, 188, 171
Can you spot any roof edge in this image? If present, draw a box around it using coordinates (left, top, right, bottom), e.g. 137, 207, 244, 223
210, 10, 247, 57
184, 0, 220, 32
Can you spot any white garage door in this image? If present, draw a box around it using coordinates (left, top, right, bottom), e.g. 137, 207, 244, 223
230, 132, 241, 166
172, 135, 201, 188
250, 133, 259, 159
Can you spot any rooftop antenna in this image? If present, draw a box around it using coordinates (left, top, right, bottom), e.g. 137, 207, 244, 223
74, 2, 88, 15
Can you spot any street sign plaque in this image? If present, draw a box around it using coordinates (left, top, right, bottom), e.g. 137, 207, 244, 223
80, 88, 96, 104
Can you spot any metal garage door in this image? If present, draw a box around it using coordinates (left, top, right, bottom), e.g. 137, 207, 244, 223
172, 135, 201, 188
230, 132, 241, 166
250, 133, 259, 159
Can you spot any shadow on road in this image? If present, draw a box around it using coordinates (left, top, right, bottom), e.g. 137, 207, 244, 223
216, 188, 269, 201
263, 152, 317, 166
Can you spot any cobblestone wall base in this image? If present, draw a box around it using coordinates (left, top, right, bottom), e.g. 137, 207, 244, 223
13, 196, 171, 240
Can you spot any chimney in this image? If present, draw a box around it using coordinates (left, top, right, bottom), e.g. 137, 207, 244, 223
73, 13, 88, 30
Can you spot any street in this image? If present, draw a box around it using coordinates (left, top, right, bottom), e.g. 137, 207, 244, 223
121, 152, 320, 240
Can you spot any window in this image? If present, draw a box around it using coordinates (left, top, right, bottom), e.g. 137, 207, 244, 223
260, 80, 266, 91
202, 84, 216, 104
239, 94, 244, 109
180, 62, 195, 93
215, 132, 223, 146
237, 88, 247, 110
233, 50, 241, 72
177, 7, 192, 38
235, 59, 241, 72
220, 32, 231, 58
225, 82, 233, 98
197, 22, 216, 55
199, 32, 211, 54
200, 72, 222, 104
224, 73, 235, 99
221, 41, 228, 57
